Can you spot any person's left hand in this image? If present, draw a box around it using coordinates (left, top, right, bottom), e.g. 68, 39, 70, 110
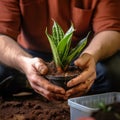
65, 53, 96, 98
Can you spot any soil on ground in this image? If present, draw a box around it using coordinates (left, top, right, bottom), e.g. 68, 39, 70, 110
0, 93, 70, 120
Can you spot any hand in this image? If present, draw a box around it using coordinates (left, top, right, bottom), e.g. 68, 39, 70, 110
22, 57, 66, 101
65, 53, 96, 98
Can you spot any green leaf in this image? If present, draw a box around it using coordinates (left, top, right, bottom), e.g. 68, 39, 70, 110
52, 20, 64, 46
66, 32, 90, 65
45, 29, 63, 68
57, 25, 75, 64
98, 102, 106, 110
98, 102, 112, 112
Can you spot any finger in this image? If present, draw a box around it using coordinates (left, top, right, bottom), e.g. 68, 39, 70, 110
66, 75, 95, 98
74, 53, 90, 67
31, 80, 57, 101
33, 83, 66, 101
66, 83, 87, 97
30, 75, 65, 94
34, 86, 55, 101
33, 58, 48, 75
67, 69, 96, 87
74, 53, 95, 67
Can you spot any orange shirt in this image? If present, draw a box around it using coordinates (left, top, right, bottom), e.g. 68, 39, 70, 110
0, 0, 120, 52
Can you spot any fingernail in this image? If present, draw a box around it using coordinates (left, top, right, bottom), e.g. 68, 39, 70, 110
67, 82, 71, 87
61, 90, 65, 94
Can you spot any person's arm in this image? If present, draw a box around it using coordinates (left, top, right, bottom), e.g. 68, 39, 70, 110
0, 34, 47, 75
65, 31, 120, 98
0, 34, 65, 100
83, 31, 120, 63
0, 34, 32, 72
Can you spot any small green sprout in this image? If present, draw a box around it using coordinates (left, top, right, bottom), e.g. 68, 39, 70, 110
98, 102, 112, 112
45, 20, 90, 73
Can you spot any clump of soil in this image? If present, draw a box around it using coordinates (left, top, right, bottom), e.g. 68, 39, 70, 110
91, 102, 120, 120
0, 93, 70, 120
46, 61, 81, 77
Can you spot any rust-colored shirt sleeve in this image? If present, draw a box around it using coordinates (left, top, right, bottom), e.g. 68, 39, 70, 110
93, 0, 120, 34
0, 0, 21, 40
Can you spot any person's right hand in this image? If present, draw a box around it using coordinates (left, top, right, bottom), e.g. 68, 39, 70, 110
20, 57, 66, 101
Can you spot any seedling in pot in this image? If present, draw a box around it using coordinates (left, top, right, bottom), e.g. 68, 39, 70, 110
45, 20, 90, 89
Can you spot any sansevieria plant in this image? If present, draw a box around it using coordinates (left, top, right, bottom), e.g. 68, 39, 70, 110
45, 20, 89, 73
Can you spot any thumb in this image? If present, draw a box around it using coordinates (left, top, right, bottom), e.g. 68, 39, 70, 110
33, 60, 48, 75
74, 53, 90, 67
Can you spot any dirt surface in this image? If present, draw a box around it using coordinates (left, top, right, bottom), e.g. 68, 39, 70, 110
0, 93, 70, 120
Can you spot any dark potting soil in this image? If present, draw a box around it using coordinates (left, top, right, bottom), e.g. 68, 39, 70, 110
46, 61, 81, 77
91, 102, 120, 120
0, 93, 70, 120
